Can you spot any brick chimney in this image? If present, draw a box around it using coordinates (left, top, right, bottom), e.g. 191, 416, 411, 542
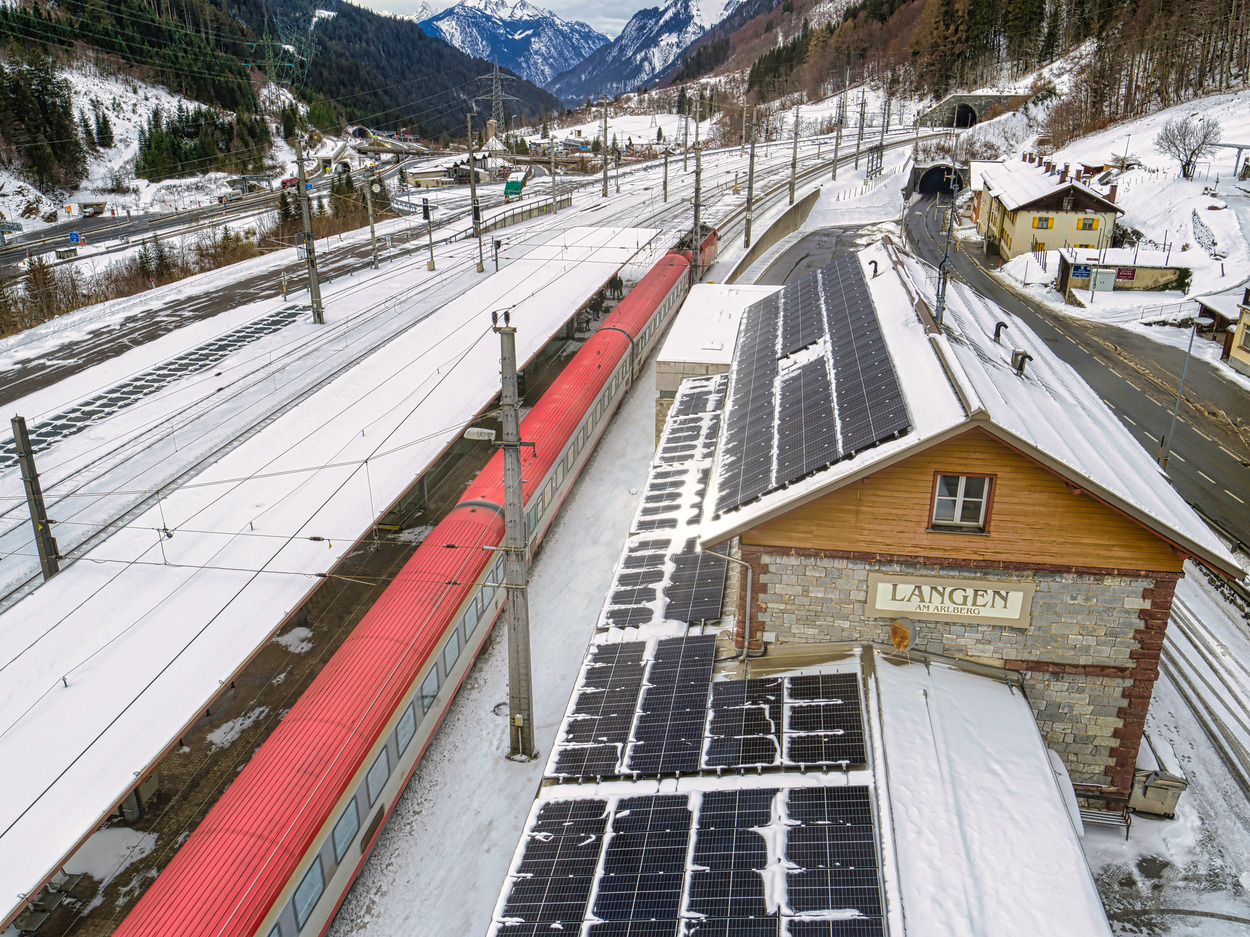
1060, 168, 1068, 183
1108, 183, 1118, 203
1046, 160, 1054, 172
1022, 152, 1029, 162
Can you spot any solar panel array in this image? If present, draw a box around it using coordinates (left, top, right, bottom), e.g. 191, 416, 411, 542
706, 671, 866, 769
494, 787, 885, 937
552, 634, 865, 781
713, 255, 911, 517
600, 375, 729, 631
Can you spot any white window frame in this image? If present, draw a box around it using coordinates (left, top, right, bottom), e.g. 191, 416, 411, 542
932, 474, 991, 530
420, 668, 439, 713
396, 703, 417, 754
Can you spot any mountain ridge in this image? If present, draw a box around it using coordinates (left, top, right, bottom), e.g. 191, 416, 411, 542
418, 0, 609, 89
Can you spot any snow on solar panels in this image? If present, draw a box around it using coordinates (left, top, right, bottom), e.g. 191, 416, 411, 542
598, 375, 729, 632
491, 787, 885, 937
713, 255, 910, 517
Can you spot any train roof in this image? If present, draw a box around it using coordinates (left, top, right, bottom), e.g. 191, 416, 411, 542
115, 510, 504, 937
0, 225, 659, 930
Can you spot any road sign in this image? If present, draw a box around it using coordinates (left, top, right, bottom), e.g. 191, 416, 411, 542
305, 183, 313, 191
69, 231, 80, 245
371, 183, 381, 194
1072, 264, 1091, 278
0, 222, 22, 233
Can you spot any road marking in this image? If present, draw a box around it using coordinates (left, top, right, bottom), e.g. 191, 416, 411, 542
1106, 401, 1116, 409
1125, 379, 1141, 391
1171, 452, 1186, 462
1196, 429, 1216, 442
1219, 444, 1240, 460
1228, 490, 1246, 504
1122, 415, 1137, 425
1198, 470, 1216, 483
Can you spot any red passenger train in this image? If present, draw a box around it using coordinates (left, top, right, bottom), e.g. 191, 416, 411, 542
114, 228, 716, 937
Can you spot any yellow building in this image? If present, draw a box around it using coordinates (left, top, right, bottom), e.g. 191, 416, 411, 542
1223, 288, 1250, 377
975, 156, 1123, 259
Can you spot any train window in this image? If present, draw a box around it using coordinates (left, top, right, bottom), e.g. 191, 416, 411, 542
544, 479, 555, 505
332, 800, 360, 862
556, 463, 564, 488
461, 608, 476, 641
420, 669, 439, 713
443, 630, 461, 675
396, 703, 417, 754
526, 508, 535, 536
293, 857, 324, 930
366, 749, 390, 806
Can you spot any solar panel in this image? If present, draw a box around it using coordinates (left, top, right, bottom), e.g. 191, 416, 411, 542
500, 800, 609, 928
591, 795, 691, 933
628, 636, 716, 775
714, 255, 911, 517
664, 539, 728, 622
784, 788, 882, 932
553, 643, 647, 778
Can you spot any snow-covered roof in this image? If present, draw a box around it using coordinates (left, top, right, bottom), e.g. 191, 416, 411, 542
1195, 289, 1250, 320
0, 226, 658, 924
699, 240, 1241, 579
981, 159, 1122, 213
1058, 246, 1182, 268
656, 283, 778, 368
967, 159, 1002, 192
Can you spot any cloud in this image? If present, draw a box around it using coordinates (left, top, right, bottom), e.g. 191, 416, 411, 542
345, 0, 637, 37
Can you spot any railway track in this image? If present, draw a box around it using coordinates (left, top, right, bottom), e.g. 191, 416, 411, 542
1160, 587, 1250, 794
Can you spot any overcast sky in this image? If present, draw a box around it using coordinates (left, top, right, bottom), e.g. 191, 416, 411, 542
349, 0, 642, 38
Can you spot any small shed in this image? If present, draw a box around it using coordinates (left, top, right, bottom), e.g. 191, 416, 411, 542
1057, 247, 1190, 300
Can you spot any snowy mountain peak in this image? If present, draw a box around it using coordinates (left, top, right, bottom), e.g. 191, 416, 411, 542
546, 0, 743, 104
418, 0, 608, 87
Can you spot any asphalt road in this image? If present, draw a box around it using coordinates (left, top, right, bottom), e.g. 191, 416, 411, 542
906, 194, 1250, 551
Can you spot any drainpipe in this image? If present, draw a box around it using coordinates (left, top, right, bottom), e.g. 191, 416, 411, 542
697, 544, 755, 667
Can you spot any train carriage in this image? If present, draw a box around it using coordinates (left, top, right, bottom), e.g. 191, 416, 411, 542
114, 229, 715, 937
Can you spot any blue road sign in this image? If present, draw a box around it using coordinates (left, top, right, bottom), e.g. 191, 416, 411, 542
306, 183, 313, 191
1072, 264, 1092, 278
69, 231, 80, 245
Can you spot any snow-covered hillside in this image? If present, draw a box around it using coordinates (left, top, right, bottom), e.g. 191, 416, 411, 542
0, 63, 341, 237
418, 0, 608, 88
546, 0, 743, 104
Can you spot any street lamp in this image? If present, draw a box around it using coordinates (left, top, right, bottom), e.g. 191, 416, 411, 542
1158, 315, 1214, 472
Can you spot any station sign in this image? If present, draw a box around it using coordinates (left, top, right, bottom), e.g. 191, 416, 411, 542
1071, 263, 1092, 278
1116, 266, 1136, 280
866, 572, 1035, 626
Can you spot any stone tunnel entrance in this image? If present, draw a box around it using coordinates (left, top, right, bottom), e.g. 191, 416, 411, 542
915, 164, 964, 194
953, 103, 977, 128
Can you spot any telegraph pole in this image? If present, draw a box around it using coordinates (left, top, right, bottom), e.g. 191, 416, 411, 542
683, 88, 690, 171
879, 97, 890, 152
740, 103, 747, 156
693, 93, 700, 154
424, 197, 435, 270
467, 113, 485, 272
789, 104, 800, 205
663, 151, 669, 202
12, 416, 59, 581
854, 89, 866, 169
493, 312, 537, 760
364, 169, 379, 269
934, 172, 958, 327
693, 142, 702, 279
744, 110, 757, 249
550, 140, 557, 210
294, 139, 324, 323
601, 96, 610, 198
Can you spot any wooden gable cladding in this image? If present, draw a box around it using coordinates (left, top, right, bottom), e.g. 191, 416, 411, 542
741, 428, 1184, 572
1017, 185, 1118, 215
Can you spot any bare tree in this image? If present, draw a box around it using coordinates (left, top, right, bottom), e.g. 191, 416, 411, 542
1154, 116, 1223, 179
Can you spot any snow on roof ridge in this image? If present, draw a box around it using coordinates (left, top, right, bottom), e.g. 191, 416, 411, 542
980, 159, 1120, 213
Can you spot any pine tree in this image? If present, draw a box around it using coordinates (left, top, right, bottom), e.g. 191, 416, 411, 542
79, 109, 96, 148
94, 107, 114, 148
278, 190, 295, 224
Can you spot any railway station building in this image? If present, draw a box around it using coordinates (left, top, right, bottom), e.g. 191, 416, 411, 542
697, 240, 1242, 804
